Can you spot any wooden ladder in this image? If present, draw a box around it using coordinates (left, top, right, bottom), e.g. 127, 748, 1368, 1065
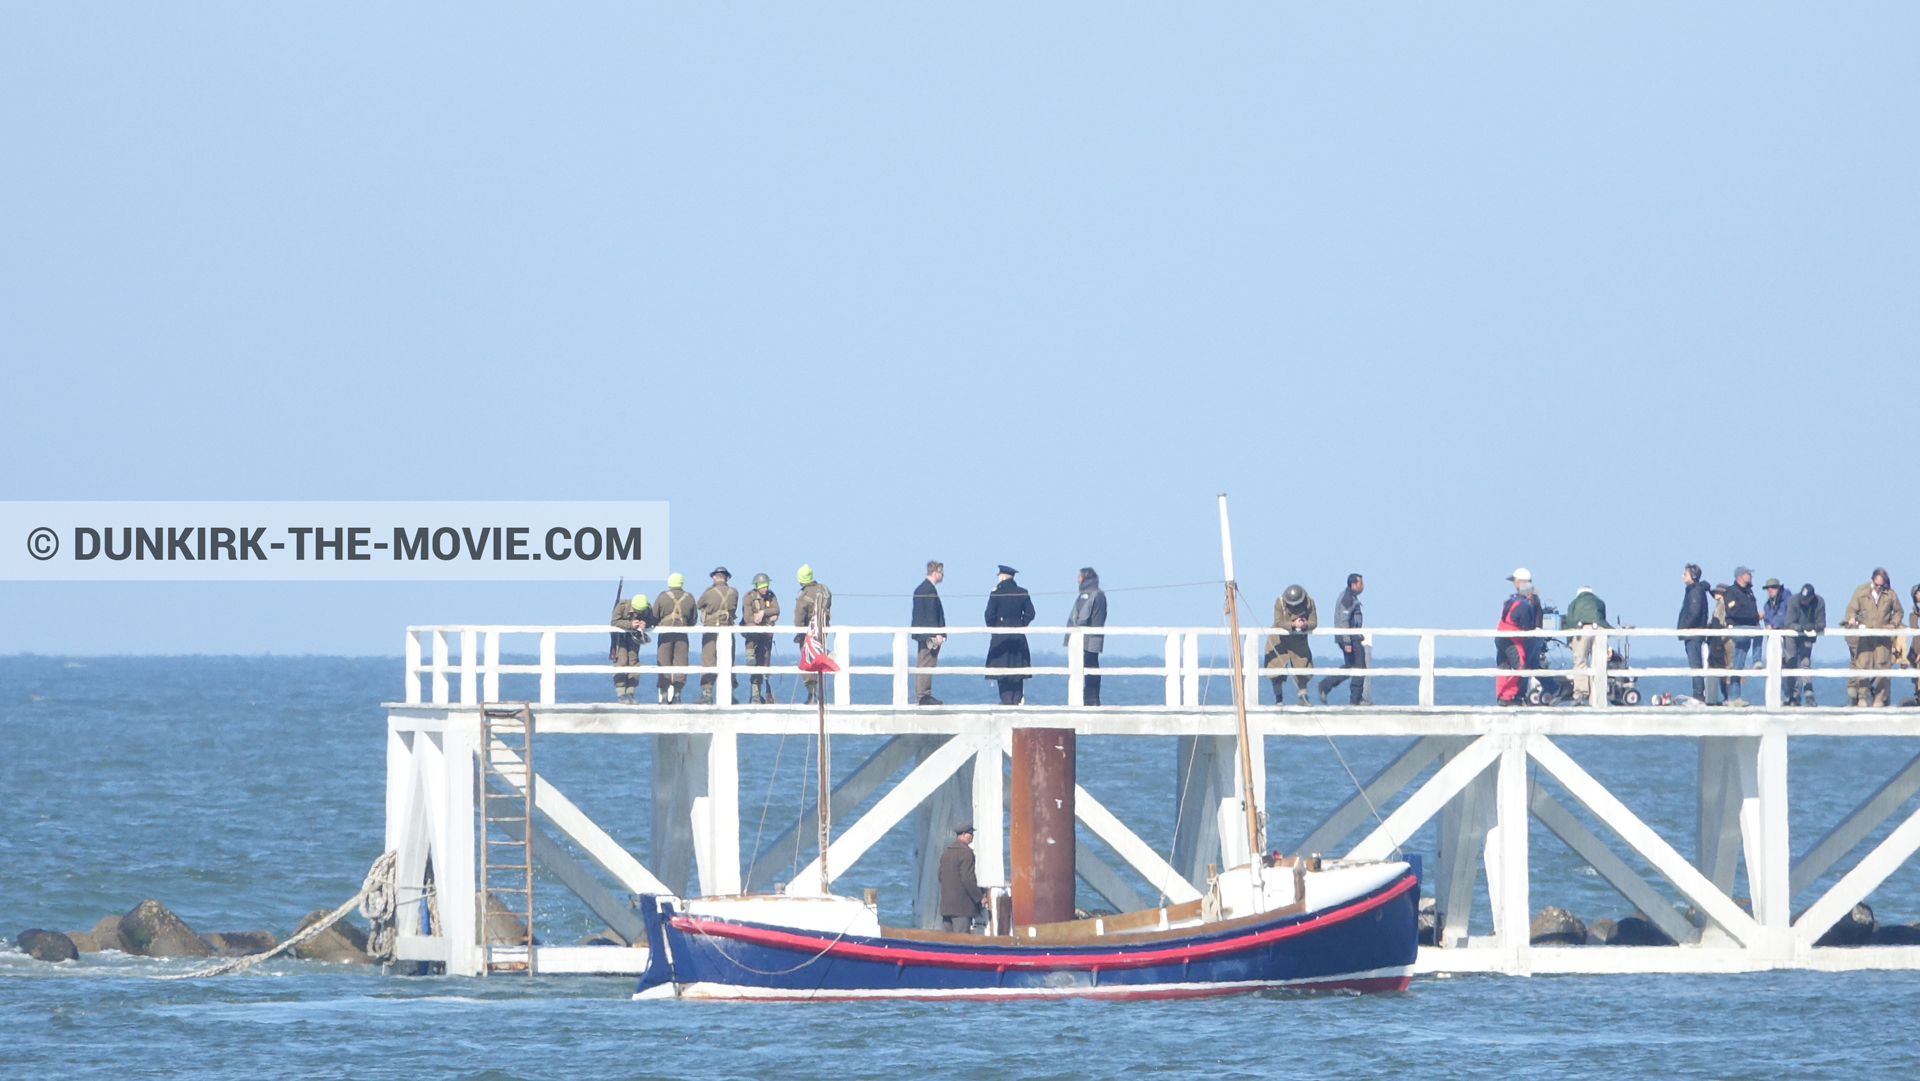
478, 703, 536, 975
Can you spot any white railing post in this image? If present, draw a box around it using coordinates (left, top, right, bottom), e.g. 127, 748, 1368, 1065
718, 626, 736, 705
1182, 633, 1201, 706
1244, 631, 1261, 708
459, 629, 476, 705
833, 630, 851, 706
483, 630, 499, 703
1067, 630, 1084, 707
1590, 628, 1610, 711
892, 630, 910, 707
404, 630, 422, 704
539, 630, 556, 706
431, 630, 449, 705
1418, 633, 1435, 707
441, 712, 480, 976
1165, 634, 1181, 705
1765, 631, 1783, 711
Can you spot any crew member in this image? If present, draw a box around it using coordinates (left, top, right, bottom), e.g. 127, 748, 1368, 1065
985, 566, 1035, 705
912, 561, 947, 706
1564, 586, 1611, 706
1266, 585, 1316, 705
652, 572, 697, 703
937, 822, 987, 934
1065, 567, 1107, 706
793, 564, 833, 704
742, 573, 779, 705
609, 593, 653, 704
1784, 583, 1826, 706
1497, 568, 1540, 706
1725, 567, 1762, 704
698, 567, 740, 705
1676, 564, 1712, 703
1318, 574, 1366, 706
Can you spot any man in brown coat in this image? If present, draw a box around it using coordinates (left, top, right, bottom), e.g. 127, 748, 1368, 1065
741, 573, 780, 704
937, 823, 986, 934
608, 594, 652, 704
793, 564, 832, 704
1843, 568, 1906, 707
697, 566, 740, 705
652, 573, 698, 703
1265, 585, 1317, 705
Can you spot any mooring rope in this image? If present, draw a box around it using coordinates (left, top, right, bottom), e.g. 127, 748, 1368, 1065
156, 852, 398, 980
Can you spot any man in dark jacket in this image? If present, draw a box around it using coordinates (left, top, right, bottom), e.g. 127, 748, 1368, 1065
1724, 566, 1762, 705
1784, 583, 1827, 706
1318, 574, 1367, 705
1065, 567, 1107, 706
937, 823, 986, 933
1564, 587, 1611, 706
1677, 564, 1713, 703
912, 561, 947, 706
985, 566, 1035, 705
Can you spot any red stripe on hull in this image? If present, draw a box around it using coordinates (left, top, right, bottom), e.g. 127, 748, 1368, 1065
676, 973, 1413, 1002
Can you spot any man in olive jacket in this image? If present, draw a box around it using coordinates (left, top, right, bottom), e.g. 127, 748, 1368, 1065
1564, 586, 1611, 706
741, 573, 780, 705
697, 567, 740, 705
1265, 585, 1317, 705
937, 823, 986, 934
793, 564, 833, 704
1842, 568, 1906, 707
609, 594, 653, 704
652, 573, 698, 703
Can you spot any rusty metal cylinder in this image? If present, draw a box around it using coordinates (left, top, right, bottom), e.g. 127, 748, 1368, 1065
1009, 727, 1076, 927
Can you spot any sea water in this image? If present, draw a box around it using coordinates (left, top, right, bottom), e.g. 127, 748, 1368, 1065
4, 654, 1919, 1080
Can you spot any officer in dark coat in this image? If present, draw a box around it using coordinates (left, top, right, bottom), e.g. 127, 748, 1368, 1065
984, 566, 1035, 705
937, 823, 986, 933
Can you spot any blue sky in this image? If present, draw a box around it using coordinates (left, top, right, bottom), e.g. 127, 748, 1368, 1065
2, 3, 1915, 655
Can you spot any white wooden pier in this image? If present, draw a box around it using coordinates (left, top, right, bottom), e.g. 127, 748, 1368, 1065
383, 622, 1920, 978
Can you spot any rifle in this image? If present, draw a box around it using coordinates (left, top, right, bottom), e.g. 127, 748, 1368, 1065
613, 577, 625, 609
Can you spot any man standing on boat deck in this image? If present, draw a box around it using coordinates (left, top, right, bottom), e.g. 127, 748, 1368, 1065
793, 565, 833, 705
1564, 586, 1611, 706
698, 567, 740, 705
652, 573, 698, 703
1265, 585, 1317, 706
742, 573, 779, 705
609, 593, 654, 704
1318, 574, 1366, 706
912, 561, 947, 706
938, 823, 986, 933
1676, 564, 1713, 704
1496, 569, 1540, 706
985, 566, 1036, 705
1065, 567, 1107, 706
1842, 568, 1904, 707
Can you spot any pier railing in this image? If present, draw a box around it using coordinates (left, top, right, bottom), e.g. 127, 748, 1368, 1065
401, 624, 1909, 709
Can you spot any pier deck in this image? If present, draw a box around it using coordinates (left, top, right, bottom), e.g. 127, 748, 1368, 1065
384, 622, 1920, 978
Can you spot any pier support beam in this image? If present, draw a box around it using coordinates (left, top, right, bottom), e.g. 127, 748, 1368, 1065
651, 734, 708, 897
1173, 735, 1237, 891
1010, 728, 1075, 926
913, 754, 974, 928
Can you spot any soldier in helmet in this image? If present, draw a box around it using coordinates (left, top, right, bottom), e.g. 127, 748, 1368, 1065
652, 572, 698, 703
698, 566, 740, 705
792, 564, 833, 704
741, 573, 780, 704
609, 593, 654, 704
1265, 584, 1317, 705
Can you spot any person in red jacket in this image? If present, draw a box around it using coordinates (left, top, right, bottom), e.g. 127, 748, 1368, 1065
1497, 568, 1540, 705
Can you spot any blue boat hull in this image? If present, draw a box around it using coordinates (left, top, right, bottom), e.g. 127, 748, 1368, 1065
635, 869, 1418, 1001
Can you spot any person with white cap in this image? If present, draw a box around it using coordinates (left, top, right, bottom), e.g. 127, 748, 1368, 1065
1564, 585, 1611, 706
1496, 568, 1540, 705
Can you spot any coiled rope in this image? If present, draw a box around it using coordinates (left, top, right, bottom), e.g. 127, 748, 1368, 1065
158, 851, 397, 979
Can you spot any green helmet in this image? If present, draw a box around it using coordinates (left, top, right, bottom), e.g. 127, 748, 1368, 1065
667, 572, 684, 590
797, 564, 814, 584
630, 594, 650, 609
752, 573, 770, 588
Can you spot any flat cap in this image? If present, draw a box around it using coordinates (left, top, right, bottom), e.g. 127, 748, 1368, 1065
954, 822, 975, 835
